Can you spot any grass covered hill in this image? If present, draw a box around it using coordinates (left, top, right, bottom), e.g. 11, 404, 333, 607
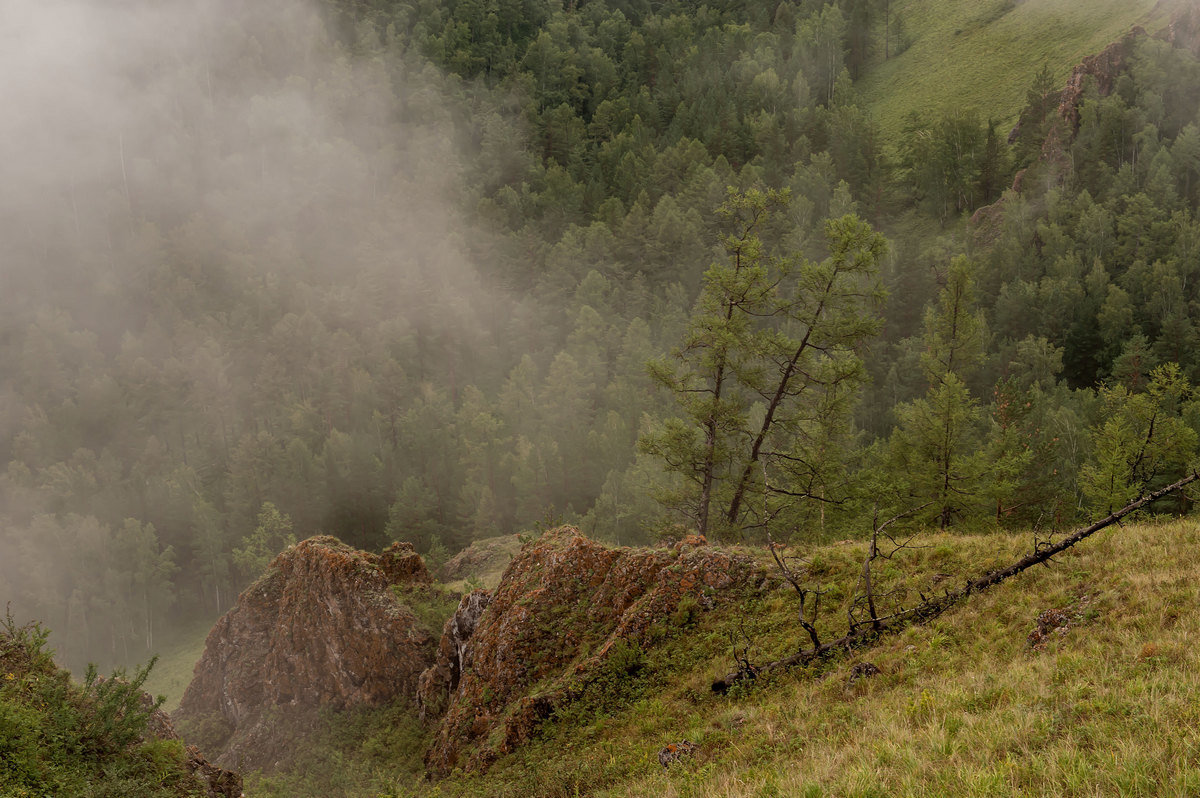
858, 0, 1172, 138
240, 516, 1200, 797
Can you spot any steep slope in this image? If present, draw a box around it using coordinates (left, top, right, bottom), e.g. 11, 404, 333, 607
858, 0, 1171, 139
419, 527, 764, 773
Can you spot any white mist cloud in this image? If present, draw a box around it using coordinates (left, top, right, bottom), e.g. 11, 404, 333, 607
0, 0, 508, 667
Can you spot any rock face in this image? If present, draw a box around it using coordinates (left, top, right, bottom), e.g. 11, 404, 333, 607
175, 536, 436, 770
420, 526, 760, 774
416, 589, 492, 722
974, 27, 1147, 242
1056, 28, 1143, 133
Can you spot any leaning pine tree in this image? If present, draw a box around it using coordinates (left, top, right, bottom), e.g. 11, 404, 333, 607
640, 187, 887, 539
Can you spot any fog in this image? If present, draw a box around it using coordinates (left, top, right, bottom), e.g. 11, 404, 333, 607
1, 0, 479, 287
0, 0, 506, 670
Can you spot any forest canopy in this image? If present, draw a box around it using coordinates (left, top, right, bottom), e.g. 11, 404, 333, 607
3, 0, 1200, 675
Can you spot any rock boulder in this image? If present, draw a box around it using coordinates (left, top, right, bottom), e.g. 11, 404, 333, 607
175, 536, 436, 770
421, 526, 759, 773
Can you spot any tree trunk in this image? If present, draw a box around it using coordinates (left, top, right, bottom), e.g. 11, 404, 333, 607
713, 471, 1200, 692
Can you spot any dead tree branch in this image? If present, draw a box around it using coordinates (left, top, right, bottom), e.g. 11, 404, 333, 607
848, 502, 932, 633
712, 471, 1200, 693
766, 534, 824, 650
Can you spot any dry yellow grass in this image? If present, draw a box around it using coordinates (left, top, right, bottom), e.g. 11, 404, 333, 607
599, 519, 1200, 797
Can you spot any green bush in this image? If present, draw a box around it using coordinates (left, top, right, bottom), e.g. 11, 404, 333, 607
75, 657, 163, 756
0, 701, 47, 791
1, 611, 205, 797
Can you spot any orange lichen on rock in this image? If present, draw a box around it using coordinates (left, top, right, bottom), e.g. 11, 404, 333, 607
175, 536, 436, 770
421, 526, 760, 774
379, 540, 433, 584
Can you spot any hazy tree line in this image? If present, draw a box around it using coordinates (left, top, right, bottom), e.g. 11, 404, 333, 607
2, 0, 1200, 674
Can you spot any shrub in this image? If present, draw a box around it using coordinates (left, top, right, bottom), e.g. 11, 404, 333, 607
1, 610, 200, 797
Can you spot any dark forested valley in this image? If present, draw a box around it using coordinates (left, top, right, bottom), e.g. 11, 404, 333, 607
4, 0, 1200, 680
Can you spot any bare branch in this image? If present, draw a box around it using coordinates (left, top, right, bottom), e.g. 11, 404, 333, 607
712, 473, 1200, 693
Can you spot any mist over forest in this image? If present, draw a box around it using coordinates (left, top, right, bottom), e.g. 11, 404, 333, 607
1, 0, 503, 670
5, 0, 1200, 686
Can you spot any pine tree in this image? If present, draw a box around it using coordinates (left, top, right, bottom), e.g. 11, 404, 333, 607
1080, 363, 1198, 515
887, 257, 987, 528
641, 188, 886, 538
641, 188, 785, 537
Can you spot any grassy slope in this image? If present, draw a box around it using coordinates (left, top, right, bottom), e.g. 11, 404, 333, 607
143, 618, 214, 712
440, 533, 524, 593
394, 518, 1200, 798
858, 0, 1172, 140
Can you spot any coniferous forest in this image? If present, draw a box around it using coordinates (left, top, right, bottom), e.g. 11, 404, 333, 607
5, 0, 1200, 680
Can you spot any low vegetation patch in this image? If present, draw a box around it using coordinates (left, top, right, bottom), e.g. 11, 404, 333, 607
391, 583, 464, 638
0, 612, 216, 797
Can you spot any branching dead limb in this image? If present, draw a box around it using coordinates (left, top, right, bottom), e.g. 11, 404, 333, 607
848, 503, 932, 633
712, 471, 1200, 693
765, 534, 824, 650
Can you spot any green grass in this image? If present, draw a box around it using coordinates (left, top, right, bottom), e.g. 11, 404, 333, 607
392, 583, 466, 635
372, 517, 1200, 798
858, 0, 1173, 141
142, 617, 215, 712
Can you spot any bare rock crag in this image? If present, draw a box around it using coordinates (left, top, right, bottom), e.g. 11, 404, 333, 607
974, 26, 1147, 243
420, 526, 761, 774
416, 588, 492, 722
1056, 27, 1143, 133
175, 536, 436, 770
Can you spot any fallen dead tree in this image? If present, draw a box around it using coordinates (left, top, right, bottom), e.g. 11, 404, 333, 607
712, 471, 1200, 693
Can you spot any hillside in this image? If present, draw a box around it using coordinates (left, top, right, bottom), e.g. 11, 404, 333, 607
9, 0, 1200, 691
228, 518, 1200, 797
858, 0, 1170, 138
10, 4, 1200, 795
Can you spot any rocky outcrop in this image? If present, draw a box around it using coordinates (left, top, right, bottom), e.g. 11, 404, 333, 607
380, 540, 434, 585
416, 589, 492, 722
421, 526, 761, 774
175, 536, 437, 771
1056, 28, 1143, 133
974, 27, 1148, 243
